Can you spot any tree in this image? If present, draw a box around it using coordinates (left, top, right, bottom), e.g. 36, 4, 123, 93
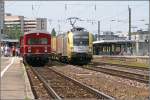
4, 24, 23, 39
51, 28, 56, 36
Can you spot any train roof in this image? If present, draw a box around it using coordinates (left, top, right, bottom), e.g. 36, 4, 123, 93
24, 30, 50, 35
71, 27, 87, 32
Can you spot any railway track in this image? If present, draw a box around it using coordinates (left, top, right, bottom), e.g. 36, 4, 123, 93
30, 66, 115, 100
49, 61, 149, 84
82, 63, 149, 84
93, 61, 149, 70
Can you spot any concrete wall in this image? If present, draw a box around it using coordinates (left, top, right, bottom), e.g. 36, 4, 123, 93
94, 55, 149, 64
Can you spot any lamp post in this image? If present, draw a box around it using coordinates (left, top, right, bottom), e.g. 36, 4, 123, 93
145, 23, 149, 31
135, 19, 149, 31
110, 20, 116, 32
131, 26, 138, 32
98, 20, 100, 40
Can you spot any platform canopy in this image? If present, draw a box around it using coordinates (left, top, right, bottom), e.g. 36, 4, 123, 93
1, 39, 19, 42
93, 40, 135, 44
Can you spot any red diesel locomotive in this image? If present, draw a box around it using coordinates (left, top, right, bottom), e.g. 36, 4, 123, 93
20, 30, 51, 66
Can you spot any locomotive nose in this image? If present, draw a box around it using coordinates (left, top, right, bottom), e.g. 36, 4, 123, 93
36, 49, 39, 53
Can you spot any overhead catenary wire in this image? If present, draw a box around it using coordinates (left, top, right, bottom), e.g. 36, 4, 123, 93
99, 3, 148, 22
6, 2, 148, 21
19, 1, 147, 34
5, 2, 148, 7
5, 1, 17, 7
31, 1, 42, 18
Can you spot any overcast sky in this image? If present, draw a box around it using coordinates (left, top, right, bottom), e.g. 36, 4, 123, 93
5, 1, 149, 36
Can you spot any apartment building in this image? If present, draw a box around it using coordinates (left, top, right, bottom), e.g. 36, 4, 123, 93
5, 13, 24, 33
24, 18, 47, 32
4, 13, 47, 34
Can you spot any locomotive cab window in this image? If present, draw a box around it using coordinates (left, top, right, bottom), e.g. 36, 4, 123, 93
28, 38, 48, 45
73, 35, 89, 46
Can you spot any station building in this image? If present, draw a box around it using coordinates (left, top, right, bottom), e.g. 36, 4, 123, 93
1, 38, 19, 47
131, 30, 150, 56
93, 31, 134, 55
93, 30, 150, 56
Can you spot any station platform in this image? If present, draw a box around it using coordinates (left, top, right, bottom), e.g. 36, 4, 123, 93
1, 57, 34, 100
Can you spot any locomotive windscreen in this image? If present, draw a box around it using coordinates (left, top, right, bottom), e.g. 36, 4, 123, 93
73, 34, 89, 46
28, 38, 48, 45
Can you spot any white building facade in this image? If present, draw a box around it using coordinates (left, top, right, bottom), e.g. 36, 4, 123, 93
131, 30, 149, 56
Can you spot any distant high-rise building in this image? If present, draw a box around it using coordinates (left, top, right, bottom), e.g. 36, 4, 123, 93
24, 18, 47, 32
4, 13, 47, 36
24, 18, 37, 32
36, 18, 47, 31
5, 14, 24, 33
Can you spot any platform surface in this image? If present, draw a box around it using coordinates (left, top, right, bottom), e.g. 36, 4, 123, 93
0, 57, 34, 100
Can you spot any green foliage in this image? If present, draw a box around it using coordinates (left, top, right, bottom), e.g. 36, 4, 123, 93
51, 28, 56, 36
4, 24, 23, 39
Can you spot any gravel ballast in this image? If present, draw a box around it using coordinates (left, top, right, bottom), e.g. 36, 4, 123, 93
51, 65, 149, 100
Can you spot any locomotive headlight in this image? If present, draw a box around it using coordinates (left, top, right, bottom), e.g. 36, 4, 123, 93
89, 47, 92, 52
71, 47, 74, 51
45, 49, 47, 52
28, 47, 31, 53
45, 47, 47, 52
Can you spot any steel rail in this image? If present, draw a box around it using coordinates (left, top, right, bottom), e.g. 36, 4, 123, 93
26, 67, 38, 99
93, 61, 149, 70
51, 61, 149, 83
82, 66, 149, 84
30, 67, 62, 100
49, 67, 115, 100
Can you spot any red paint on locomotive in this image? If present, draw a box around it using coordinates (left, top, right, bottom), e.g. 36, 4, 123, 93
20, 30, 51, 66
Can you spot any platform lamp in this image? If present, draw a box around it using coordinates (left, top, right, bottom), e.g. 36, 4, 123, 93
131, 26, 138, 33
98, 20, 101, 41
145, 23, 149, 31
109, 20, 116, 32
